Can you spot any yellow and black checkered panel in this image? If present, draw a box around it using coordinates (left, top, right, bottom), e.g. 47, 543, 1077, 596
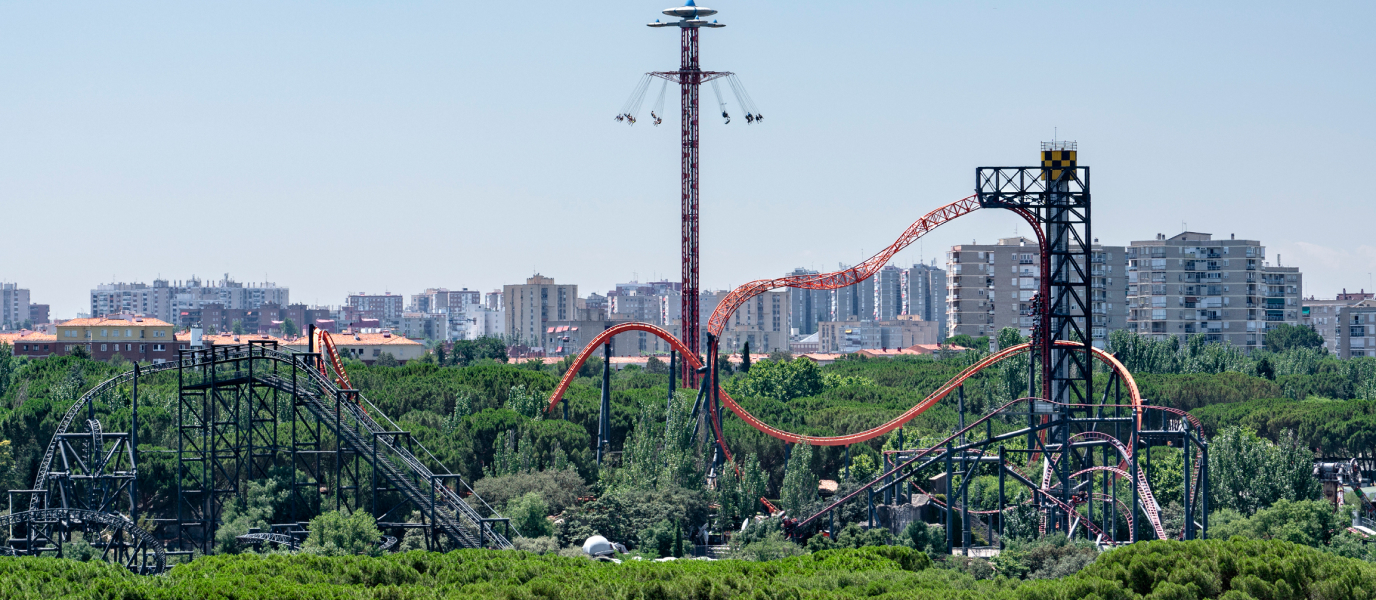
1041, 150, 1077, 182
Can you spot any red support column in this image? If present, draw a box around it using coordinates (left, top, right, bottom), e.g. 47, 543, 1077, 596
680, 26, 701, 384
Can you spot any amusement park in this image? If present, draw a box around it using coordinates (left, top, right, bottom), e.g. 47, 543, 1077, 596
2, 0, 1376, 596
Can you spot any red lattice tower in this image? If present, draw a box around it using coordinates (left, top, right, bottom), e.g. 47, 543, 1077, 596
648, 1, 728, 384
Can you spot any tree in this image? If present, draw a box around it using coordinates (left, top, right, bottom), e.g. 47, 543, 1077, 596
1209, 499, 1340, 548
741, 341, 752, 373
1210, 426, 1320, 516
780, 442, 817, 515
374, 352, 399, 367
281, 318, 299, 337
1265, 323, 1325, 353
0, 343, 13, 398
946, 334, 989, 352
69, 344, 91, 360
723, 357, 824, 402
214, 478, 288, 553
645, 356, 668, 374
506, 492, 554, 537
302, 509, 382, 556
231, 320, 245, 335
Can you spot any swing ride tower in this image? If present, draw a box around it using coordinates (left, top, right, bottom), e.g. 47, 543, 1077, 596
648, 1, 727, 380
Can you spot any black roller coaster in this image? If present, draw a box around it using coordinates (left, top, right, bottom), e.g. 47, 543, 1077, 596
4, 334, 515, 573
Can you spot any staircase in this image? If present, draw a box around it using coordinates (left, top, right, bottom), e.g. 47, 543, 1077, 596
256, 360, 512, 549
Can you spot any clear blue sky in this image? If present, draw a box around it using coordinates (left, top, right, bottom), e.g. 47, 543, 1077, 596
3, 1, 1372, 318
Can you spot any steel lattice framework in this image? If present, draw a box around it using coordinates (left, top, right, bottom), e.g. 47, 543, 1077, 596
643, 2, 731, 384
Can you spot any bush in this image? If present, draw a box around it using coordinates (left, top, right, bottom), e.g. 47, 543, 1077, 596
505, 492, 554, 538
990, 534, 1098, 580
471, 468, 589, 515
636, 520, 676, 557
301, 509, 382, 556
512, 535, 560, 555
734, 530, 808, 561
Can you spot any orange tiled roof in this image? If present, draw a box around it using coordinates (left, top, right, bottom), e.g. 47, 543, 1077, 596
0, 330, 58, 344
59, 317, 174, 328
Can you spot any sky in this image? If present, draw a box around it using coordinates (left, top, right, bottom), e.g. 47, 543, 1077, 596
2, 1, 1373, 318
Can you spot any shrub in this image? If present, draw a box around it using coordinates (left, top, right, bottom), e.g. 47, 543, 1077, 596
471, 468, 588, 515
505, 492, 554, 538
301, 509, 382, 556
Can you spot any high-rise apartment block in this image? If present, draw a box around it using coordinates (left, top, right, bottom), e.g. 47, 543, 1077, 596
1127, 232, 1301, 349
947, 237, 1127, 347
903, 262, 946, 338
1303, 292, 1376, 358
346, 293, 405, 330
816, 316, 939, 353
874, 266, 904, 321
504, 275, 577, 347
1, 283, 31, 330
90, 276, 288, 325
700, 290, 790, 354
787, 268, 830, 336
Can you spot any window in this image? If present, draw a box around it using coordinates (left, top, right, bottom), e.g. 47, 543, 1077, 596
101, 344, 108, 351
101, 329, 108, 337
153, 344, 165, 351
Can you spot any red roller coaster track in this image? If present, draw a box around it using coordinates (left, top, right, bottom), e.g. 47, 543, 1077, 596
540, 193, 1185, 539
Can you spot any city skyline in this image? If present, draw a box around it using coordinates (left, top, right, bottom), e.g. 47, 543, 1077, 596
3, 1, 1372, 318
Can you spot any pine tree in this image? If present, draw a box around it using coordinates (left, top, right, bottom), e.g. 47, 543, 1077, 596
742, 341, 752, 373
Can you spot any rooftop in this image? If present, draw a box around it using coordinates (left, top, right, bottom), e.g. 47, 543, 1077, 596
59, 316, 174, 328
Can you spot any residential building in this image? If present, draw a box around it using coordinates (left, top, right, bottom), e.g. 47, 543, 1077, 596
831, 265, 874, 323
948, 237, 1127, 348
284, 331, 425, 365
1127, 232, 1301, 350
816, 316, 939, 353
874, 266, 904, 321
504, 274, 577, 348
400, 312, 449, 341
704, 289, 791, 354
1, 283, 30, 330
1303, 293, 1376, 358
55, 316, 178, 363
29, 304, 49, 325
485, 290, 503, 310
786, 268, 830, 336
346, 293, 405, 330
470, 308, 505, 340
91, 276, 288, 324
0, 330, 57, 359
902, 262, 946, 336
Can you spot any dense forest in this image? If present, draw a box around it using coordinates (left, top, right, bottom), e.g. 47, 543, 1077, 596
3, 322, 1376, 590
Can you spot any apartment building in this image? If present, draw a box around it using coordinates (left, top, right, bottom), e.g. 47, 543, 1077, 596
1, 283, 31, 329
787, 268, 830, 336
1303, 291, 1376, 358
817, 316, 939, 353
902, 262, 946, 328
56, 316, 178, 363
874, 266, 904, 321
947, 237, 1127, 347
504, 275, 577, 348
1127, 232, 1301, 349
91, 276, 288, 324
831, 268, 874, 323
346, 293, 405, 330
698, 290, 790, 355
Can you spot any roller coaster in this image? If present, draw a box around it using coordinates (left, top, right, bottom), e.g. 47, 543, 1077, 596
3, 330, 515, 574
545, 149, 1211, 552
0, 148, 1209, 571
